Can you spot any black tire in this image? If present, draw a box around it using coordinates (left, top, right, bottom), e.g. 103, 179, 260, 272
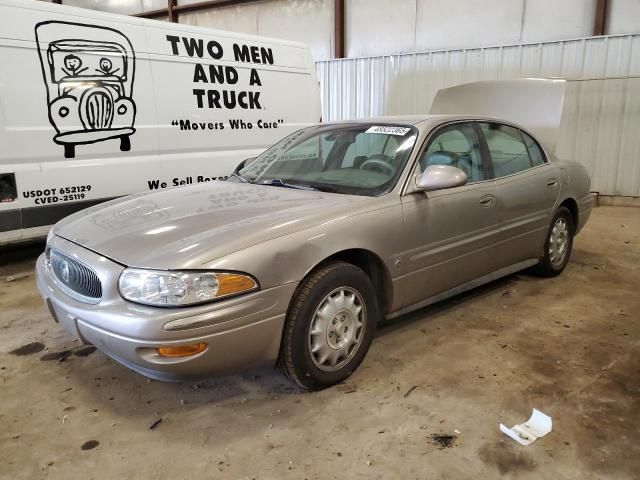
64, 144, 75, 159
532, 206, 574, 277
120, 135, 131, 152
278, 261, 379, 391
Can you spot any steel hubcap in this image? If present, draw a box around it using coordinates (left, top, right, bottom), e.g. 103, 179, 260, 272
308, 287, 366, 372
549, 217, 570, 267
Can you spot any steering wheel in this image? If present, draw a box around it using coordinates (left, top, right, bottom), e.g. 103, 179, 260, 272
359, 158, 394, 176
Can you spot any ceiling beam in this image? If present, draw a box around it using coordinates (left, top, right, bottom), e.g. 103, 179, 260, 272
134, 0, 259, 19
334, 0, 345, 58
593, 0, 608, 36
168, 0, 177, 23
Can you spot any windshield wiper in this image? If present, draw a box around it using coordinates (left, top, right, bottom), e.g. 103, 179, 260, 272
305, 184, 341, 193
260, 179, 318, 191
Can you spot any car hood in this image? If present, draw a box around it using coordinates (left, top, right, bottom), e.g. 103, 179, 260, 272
54, 181, 369, 269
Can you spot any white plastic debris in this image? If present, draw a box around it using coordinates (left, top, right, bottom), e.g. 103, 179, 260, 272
500, 409, 552, 446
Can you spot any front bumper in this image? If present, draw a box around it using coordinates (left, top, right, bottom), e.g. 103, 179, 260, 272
35, 236, 295, 381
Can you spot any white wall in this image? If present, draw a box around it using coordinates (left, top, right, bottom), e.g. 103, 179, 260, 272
345, 0, 604, 57
607, 0, 640, 35
54, 0, 640, 61
178, 0, 335, 61
62, 0, 165, 15
521, 0, 597, 42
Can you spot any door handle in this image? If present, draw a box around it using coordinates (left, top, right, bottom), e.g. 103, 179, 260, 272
546, 178, 558, 187
480, 194, 496, 208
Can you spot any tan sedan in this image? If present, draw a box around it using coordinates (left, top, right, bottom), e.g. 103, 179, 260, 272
36, 113, 593, 390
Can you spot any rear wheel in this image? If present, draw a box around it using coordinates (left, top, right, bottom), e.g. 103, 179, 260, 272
278, 261, 378, 391
533, 206, 574, 277
120, 135, 131, 152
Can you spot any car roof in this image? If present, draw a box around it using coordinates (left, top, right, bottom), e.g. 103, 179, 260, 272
323, 115, 447, 126
322, 114, 519, 130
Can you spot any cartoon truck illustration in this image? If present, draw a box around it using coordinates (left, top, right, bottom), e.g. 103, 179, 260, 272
35, 21, 136, 159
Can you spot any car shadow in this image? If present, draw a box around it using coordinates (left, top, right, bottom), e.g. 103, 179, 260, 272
0, 239, 45, 276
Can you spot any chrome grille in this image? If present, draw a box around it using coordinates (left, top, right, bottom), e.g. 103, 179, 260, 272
49, 249, 102, 301
85, 90, 114, 130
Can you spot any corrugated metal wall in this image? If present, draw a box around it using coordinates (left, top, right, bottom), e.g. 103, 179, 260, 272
316, 34, 640, 196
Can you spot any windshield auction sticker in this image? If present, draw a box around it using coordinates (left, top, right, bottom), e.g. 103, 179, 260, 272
365, 126, 411, 136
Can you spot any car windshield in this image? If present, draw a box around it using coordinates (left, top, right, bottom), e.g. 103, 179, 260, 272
238, 123, 418, 196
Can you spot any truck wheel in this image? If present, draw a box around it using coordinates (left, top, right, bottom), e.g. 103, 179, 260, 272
64, 144, 75, 159
278, 261, 378, 391
533, 206, 574, 277
120, 135, 131, 152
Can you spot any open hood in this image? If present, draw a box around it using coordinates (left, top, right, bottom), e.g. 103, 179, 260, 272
429, 79, 566, 151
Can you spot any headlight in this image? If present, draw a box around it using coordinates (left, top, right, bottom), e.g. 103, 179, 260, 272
118, 269, 258, 307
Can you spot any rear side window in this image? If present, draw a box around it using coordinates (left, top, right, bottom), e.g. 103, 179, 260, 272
521, 131, 546, 166
479, 123, 533, 178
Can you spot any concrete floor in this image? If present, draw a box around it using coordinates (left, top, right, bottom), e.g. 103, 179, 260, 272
0, 206, 638, 480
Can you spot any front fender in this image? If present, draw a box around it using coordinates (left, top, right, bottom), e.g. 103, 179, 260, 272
202, 200, 406, 309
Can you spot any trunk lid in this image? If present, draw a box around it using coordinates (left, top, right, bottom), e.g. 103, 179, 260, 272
430, 78, 566, 151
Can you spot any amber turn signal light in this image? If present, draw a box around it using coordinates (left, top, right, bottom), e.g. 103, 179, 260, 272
216, 273, 257, 297
156, 343, 207, 358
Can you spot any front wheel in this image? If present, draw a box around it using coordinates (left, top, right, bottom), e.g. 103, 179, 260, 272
533, 206, 574, 277
278, 261, 379, 391
120, 135, 131, 152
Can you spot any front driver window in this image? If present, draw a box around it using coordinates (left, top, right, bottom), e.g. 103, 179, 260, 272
420, 123, 485, 183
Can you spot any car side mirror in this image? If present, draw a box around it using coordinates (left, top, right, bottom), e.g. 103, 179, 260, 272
234, 157, 256, 174
415, 165, 468, 191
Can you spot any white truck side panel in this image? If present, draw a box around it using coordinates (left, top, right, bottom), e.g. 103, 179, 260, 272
0, 0, 321, 244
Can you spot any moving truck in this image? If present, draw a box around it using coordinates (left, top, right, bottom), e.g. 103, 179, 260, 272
0, 0, 321, 245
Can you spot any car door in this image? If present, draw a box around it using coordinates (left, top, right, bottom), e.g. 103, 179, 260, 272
477, 122, 560, 267
397, 122, 501, 309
